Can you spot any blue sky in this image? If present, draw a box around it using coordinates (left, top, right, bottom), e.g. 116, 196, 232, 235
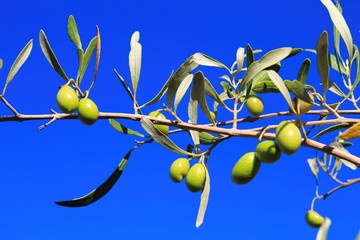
0, 0, 359, 239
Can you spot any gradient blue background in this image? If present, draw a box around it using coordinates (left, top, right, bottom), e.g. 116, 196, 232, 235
0, 0, 359, 239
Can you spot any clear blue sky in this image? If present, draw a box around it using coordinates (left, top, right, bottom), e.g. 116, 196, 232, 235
0, 0, 359, 239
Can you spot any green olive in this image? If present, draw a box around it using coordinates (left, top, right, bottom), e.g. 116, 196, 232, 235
291, 93, 314, 114
186, 163, 206, 192
305, 210, 324, 228
78, 98, 99, 126
149, 111, 169, 135
56, 85, 79, 113
276, 121, 301, 155
169, 158, 190, 183
246, 95, 264, 117
232, 152, 261, 184
255, 141, 281, 164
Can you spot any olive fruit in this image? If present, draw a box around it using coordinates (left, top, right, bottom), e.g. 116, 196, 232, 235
209, 111, 216, 122
232, 152, 261, 184
169, 158, 190, 183
246, 95, 264, 117
78, 98, 99, 126
56, 85, 79, 113
276, 121, 301, 155
305, 210, 324, 228
149, 111, 169, 135
186, 163, 206, 192
255, 140, 282, 164
291, 93, 314, 114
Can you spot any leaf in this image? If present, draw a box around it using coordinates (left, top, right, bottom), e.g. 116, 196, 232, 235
67, 15, 82, 50
196, 163, 210, 228
174, 74, 193, 113
297, 58, 311, 84
341, 158, 357, 170
0, 58, 3, 70
140, 116, 194, 156
339, 122, 360, 140
355, 231, 360, 240
313, 123, 350, 139
89, 26, 101, 90
330, 141, 356, 170
316, 31, 329, 102
55, 149, 132, 207
316, 218, 331, 240
287, 48, 302, 58
246, 44, 255, 67
39, 30, 69, 82
109, 119, 145, 137
192, 52, 229, 71
3, 39, 33, 95
139, 71, 173, 108
328, 79, 346, 97
193, 71, 214, 124
188, 88, 200, 147
329, 54, 346, 74
241, 47, 292, 91
321, 0, 353, 60
129, 31, 142, 98
307, 158, 319, 180
205, 78, 231, 110
267, 70, 294, 113
78, 36, 97, 85
235, 47, 245, 76
286, 80, 312, 103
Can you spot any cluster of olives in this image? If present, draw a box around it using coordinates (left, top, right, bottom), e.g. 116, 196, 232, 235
56, 85, 99, 126
232, 121, 302, 184
169, 158, 206, 192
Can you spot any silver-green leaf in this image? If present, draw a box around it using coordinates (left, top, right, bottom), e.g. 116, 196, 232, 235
78, 36, 97, 85
316, 31, 329, 102
316, 218, 331, 240
267, 70, 294, 113
67, 15, 82, 50
307, 158, 319, 180
109, 119, 145, 137
129, 31, 142, 98
196, 162, 210, 228
193, 71, 215, 124
174, 74, 193, 113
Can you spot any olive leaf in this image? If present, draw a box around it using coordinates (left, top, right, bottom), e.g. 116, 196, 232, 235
297, 58, 311, 84
140, 116, 194, 156
55, 149, 132, 207
129, 31, 142, 98
316, 31, 329, 102
39, 30, 69, 82
205, 78, 231, 110
196, 162, 210, 228
267, 70, 295, 113
286, 80, 313, 104
87, 26, 101, 92
174, 74, 193, 113
193, 71, 215, 125
321, 0, 353, 61
316, 218, 331, 240
78, 36, 97, 86
235, 47, 245, 76
67, 15, 82, 51
188, 87, 200, 147
307, 158, 319, 180
328, 79, 346, 97
246, 44, 255, 67
329, 54, 346, 74
109, 119, 145, 137
3, 39, 33, 96
0, 58, 3, 70
240, 47, 292, 92
313, 123, 350, 139
192, 52, 229, 71
339, 122, 360, 140
330, 141, 356, 171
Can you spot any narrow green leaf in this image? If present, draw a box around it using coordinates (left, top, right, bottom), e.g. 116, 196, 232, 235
313, 123, 350, 139
192, 52, 229, 71
286, 80, 312, 104
39, 30, 69, 81
241, 47, 292, 91
87, 25, 101, 92
193, 71, 214, 124
174, 74, 193, 113
307, 158, 319, 180
267, 70, 294, 113
297, 58, 311, 84
109, 119, 145, 137
0, 58, 3, 70
67, 15, 82, 50
55, 149, 132, 207
188, 87, 200, 147
328, 79, 346, 97
287, 48, 302, 58
204, 79, 231, 111
129, 31, 142, 98
329, 54, 346, 74
316, 31, 329, 102
235, 47, 245, 76
3, 39, 33, 95
140, 116, 194, 156
246, 44, 255, 68
196, 163, 210, 228
139, 71, 173, 109
78, 36, 97, 85
321, 0, 353, 60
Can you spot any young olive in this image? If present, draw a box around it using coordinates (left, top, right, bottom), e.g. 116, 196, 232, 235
169, 158, 190, 183
78, 98, 99, 126
232, 152, 261, 184
305, 210, 324, 228
255, 141, 281, 164
148, 111, 169, 135
186, 163, 206, 192
276, 121, 301, 155
56, 85, 79, 113
246, 95, 264, 117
